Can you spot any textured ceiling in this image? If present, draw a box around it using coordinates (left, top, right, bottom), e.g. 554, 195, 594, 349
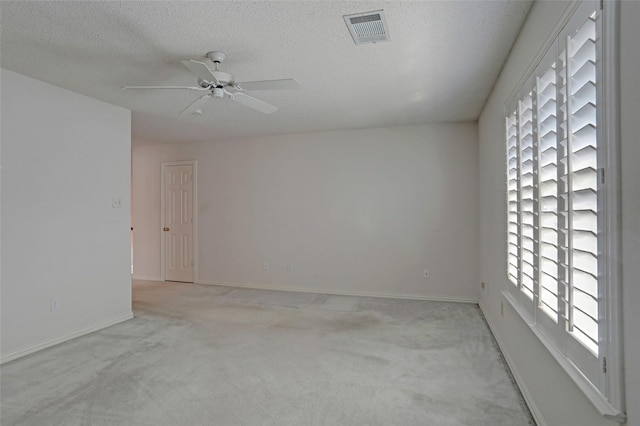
0, 1, 532, 145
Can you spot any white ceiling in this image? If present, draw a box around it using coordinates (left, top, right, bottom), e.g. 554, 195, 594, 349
0, 1, 532, 145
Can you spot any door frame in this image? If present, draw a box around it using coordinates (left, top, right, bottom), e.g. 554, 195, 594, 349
160, 160, 198, 283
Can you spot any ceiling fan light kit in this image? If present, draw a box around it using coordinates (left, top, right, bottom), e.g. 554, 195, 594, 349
123, 50, 300, 115
212, 87, 225, 98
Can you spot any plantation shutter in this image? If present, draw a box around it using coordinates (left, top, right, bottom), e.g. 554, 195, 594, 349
505, 0, 603, 389
504, 1, 624, 413
506, 112, 520, 287
564, 10, 600, 356
536, 59, 560, 323
518, 93, 537, 302
556, 3, 601, 388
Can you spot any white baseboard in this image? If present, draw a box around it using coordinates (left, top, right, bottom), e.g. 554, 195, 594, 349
196, 280, 478, 304
0, 312, 134, 365
132, 275, 163, 281
478, 301, 547, 426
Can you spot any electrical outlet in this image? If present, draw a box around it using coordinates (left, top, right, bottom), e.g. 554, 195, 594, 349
480, 282, 485, 289
51, 298, 60, 312
423, 269, 430, 279
263, 262, 269, 271
287, 263, 294, 271
112, 196, 122, 208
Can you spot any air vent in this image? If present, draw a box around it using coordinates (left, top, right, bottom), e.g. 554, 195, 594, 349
343, 10, 391, 45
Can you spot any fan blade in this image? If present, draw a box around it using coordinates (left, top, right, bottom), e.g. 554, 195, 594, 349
180, 94, 212, 116
233, 92, 278, 114
236, 79, 300, 91
122, 86, 208, 90
180, 60, 218, 85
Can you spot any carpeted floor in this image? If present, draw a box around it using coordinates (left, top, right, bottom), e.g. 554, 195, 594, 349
1, 280, 534, 425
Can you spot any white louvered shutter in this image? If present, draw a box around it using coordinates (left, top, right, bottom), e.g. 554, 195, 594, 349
504, 1, 622, 410
536, 61, 560, 322
518, 94, 537, 301
565, 11, 599, 356
506, 112, 519, 286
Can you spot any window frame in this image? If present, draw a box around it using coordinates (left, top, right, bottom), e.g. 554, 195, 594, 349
502, 0, 624, 421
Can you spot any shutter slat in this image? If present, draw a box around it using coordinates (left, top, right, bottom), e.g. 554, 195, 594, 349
571, 82, 596, 112
570, 39, 596, 71
571, 59, 596, 93
571, 325, 598, 355
569, 16, 596, 52
571, 101, 596, 130
572, 144, 597, 167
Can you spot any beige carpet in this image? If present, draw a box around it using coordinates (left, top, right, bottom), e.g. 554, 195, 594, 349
1, 280, 534, 425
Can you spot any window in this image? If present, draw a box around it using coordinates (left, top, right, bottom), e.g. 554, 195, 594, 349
504, 0, 624, 420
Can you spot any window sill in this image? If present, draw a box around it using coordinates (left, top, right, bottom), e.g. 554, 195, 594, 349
502, 291, 626, 423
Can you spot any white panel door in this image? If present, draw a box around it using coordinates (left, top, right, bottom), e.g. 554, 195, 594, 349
163, 164, 194, 282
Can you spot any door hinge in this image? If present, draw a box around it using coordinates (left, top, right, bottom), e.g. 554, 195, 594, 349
600, 0, 604, 10
602, 357, 607, 374
601, 168, 605, 184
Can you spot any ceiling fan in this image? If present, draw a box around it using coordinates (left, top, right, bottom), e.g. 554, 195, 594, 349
123, 51, 300, 115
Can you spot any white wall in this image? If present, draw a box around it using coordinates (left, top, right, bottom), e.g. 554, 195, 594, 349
619, 1, 640, 424
478, 2, 639, 425
1, 69, 133, 361
133, 123, 479, 301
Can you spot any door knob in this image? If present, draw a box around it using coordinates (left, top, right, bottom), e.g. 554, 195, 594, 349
163, 227, 170, 231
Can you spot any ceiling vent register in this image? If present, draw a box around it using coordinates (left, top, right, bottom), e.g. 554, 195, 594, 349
343, 10, 391, 45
